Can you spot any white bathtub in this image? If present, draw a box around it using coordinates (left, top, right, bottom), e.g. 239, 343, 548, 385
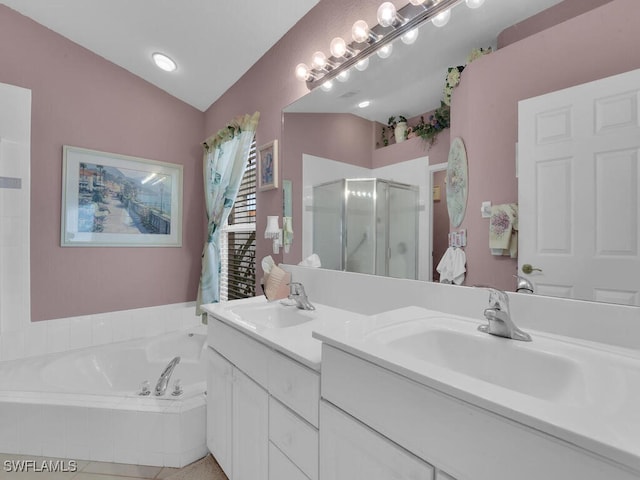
0, 326, 208, 467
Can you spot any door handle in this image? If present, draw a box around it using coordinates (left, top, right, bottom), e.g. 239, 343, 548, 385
522, 264, 542, 274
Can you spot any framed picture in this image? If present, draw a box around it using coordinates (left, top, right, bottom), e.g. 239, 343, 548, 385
61, 145, 183, 247
258, 140, 279, 191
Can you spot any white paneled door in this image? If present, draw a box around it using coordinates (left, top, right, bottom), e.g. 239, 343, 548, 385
518, 68, 640, 305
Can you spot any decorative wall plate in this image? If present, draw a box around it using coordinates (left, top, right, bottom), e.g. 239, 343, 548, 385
446, 137, 468, 228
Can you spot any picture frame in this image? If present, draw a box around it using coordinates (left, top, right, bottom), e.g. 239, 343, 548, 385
61, 145, 183, 247
258, 139, 279, 191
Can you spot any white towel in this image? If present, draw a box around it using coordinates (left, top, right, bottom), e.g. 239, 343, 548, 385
282, 216, 293, 253
436, 247, 466, 285
298, 253, 321, 268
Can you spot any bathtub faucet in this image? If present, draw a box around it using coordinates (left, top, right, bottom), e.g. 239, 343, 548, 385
154, 356, 181, 396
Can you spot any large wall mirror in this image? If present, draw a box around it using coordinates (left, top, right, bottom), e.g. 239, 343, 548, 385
282, 0, 640, 308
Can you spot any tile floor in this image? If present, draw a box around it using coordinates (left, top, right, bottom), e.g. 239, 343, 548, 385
0, 454, 198, 479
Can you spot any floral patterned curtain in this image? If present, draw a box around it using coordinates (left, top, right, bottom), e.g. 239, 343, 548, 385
196, 112, 260, 313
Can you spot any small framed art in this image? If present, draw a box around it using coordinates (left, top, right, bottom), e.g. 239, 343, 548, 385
258, 140, 278, 191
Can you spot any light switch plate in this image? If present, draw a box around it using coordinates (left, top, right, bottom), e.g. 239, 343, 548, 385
481, 201, 492, 218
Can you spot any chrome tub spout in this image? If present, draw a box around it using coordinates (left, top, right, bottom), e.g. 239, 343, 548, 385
154, 356, 181, 396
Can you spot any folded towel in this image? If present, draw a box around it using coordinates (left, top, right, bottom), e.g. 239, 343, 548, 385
489, 203, 518, 257
436, 246, 466, 285
283, 216, 293, 254
298, 253, 321, 268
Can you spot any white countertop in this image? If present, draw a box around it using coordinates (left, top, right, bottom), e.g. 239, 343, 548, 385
312, 306, 640, 475
202, 296, 368, 371
204, 296, 640, 474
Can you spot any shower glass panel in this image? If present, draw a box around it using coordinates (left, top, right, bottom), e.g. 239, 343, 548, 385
388, 184, 418, 279
345, 179, 376, 275
312, 179, 344, 271
312, 178, 419, 279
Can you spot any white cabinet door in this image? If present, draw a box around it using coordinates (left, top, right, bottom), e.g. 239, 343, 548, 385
206, 348, 234, 478
320, 401, 433, 480
233, 368, 269, 480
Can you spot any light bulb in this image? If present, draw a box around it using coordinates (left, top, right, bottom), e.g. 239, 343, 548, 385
321, 80, 334, 92
330, 37, 348, 58
352, 20, 371, 43
152, 52, 177, 72
295, 63, 311, 81
358, 100, 370, 108
401, 28, 419, 45
465, 0, 485, 8
355, 57, 369, 71
431, 9, 451, 27
376, 43, 393, 59
336, 69, 351, 82
311, 51, 328, 70
377, 2, 397, 28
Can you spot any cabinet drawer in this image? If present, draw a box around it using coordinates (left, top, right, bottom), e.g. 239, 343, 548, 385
269, 441, 310, 480
269, 397, 318, 480
269, 350, 320, 427
208, 316, 271, 387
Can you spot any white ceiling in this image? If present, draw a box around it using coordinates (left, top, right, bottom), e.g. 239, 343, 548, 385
1, 0, 319, 111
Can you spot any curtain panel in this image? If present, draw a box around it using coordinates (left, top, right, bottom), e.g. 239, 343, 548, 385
196, 112, 260, 314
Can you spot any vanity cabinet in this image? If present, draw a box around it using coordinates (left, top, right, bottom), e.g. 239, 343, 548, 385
206, 348, 268, 480
207, 315, 320, 480
320, 344, 637, 480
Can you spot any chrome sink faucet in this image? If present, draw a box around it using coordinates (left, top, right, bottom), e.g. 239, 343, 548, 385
479, 288, 532, 342
155, 356, 181, 396
288, 282, 315, 311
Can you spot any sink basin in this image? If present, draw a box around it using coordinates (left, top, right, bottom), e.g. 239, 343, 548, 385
366, 317, 587, 404
228, 302, 315, 329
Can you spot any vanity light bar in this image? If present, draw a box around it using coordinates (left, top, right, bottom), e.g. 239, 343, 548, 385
300, 0, 464, 90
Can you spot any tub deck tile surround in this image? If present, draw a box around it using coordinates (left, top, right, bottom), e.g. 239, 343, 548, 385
0, 302, 200, 362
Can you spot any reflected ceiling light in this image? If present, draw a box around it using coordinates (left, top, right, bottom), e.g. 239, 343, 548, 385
152, 52, 177, 72
336, 69, 351, 82
141, 173, 157, 184
376, 42, 393, 59
330, 37, 355, 58
355, 57, 370, 71
431, 9, 451, 27
465, 0, 485, 8
352, 20, 378, 43
320, 80, 334, 92
409, 0, 427, 4
377, 2, 404, 28
358, 100, 371, 108
401, 28, 419, 45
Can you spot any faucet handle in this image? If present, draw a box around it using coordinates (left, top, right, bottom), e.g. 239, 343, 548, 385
289, 282, 304, 295
487, 288, 509, 311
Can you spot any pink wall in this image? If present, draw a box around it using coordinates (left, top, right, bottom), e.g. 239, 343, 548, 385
203, 0, 402, 282
450, 0, 640, 291
0, 6, 205, 321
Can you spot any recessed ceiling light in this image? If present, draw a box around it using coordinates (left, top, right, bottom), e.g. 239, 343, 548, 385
358, 100, 370, 108
152, 52, 177, 72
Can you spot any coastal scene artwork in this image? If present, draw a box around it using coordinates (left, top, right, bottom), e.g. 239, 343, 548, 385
61, 146, 182, 247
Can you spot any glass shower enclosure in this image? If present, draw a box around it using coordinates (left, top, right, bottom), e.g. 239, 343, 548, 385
312, 178, 419, 279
